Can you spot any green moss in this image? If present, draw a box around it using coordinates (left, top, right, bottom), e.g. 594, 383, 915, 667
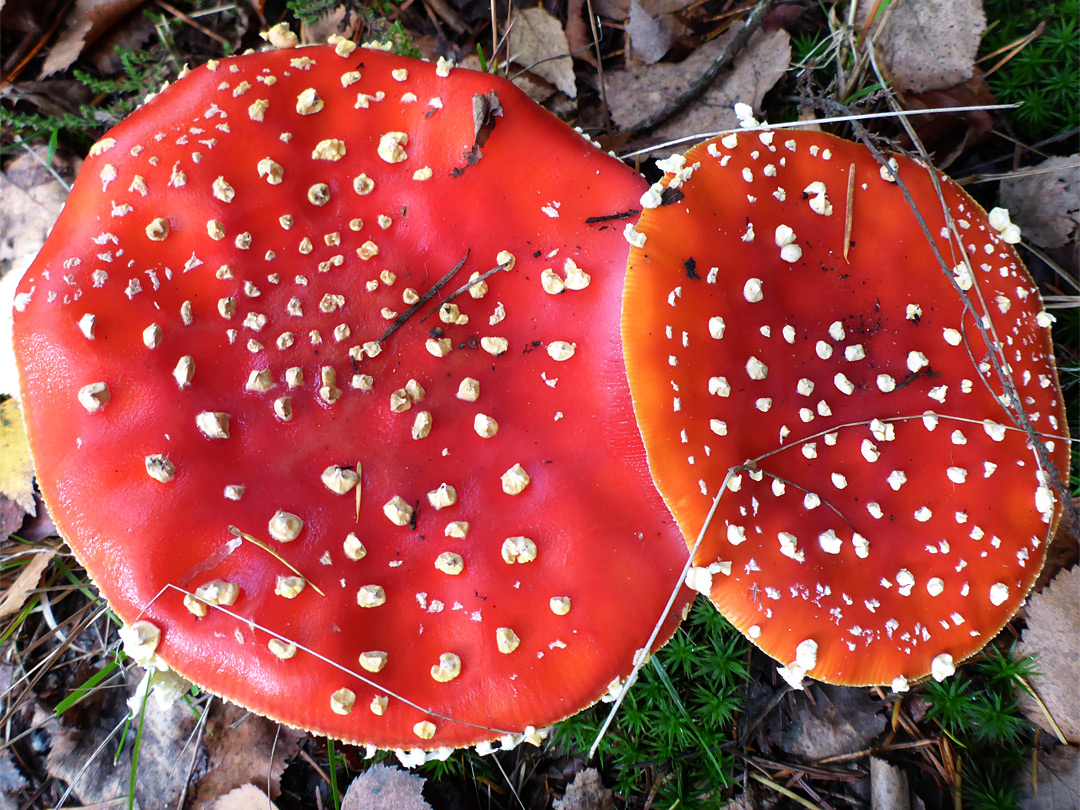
285, 0, 420, 57
982, 0, 1079, 139
553, 597, 749, 808
921, 643, 1040, 810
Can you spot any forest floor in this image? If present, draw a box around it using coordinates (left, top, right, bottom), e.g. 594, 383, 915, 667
0, 0, 1077, 808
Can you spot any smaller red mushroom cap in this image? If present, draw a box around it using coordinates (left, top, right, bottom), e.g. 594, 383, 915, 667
13, 35, 690, 751
622, 128, 1069, 689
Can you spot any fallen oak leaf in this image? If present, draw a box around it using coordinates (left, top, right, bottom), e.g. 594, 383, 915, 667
609, 25, 789, 146
190, 702, 303, 808
1016, 566, 1080, 744
40, 0, 145, 77
0, 550, 51, 620
998, 155, 1080, 250
508, 6, 578, 98
341, 764, 431, 810
856, 0, 986, 93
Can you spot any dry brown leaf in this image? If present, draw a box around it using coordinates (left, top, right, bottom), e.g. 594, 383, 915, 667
608, 26, 790, 146
594, 0, 697, 20
508, 7, 577, 99
998, 156, 1080, 249
189, 702, 303, 808
554, 768, 615, 810
772, 683, 887, 759
1018, 743, 1079, 809
565, 0, 592, 66
212, 784, 281, 810
0, 398, 35, 517
0, 550, 50, 619
1, 147, 74, 398
40, 0, 144, 77
627, 0, 672, 65
858, 0, 985, 93
341, 764, 430, 810
870, 757, 910, 810
43, 675, 200, 808
1017, 567, 1080, 743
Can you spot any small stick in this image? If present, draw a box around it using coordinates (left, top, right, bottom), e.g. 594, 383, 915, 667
377, 252, 469, 343
1016, 674, 1069, 745
843, 162, 856, 263
228, 526, 326, 597
626, 0, 774, 137
360, 462, 369, 527
584, 0, 611, 133
155, 0, 231, 49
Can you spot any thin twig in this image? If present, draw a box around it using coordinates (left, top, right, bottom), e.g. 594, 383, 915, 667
379, 252, 470, 341
155, 0, 231, 48
589, 467, 737, 758
584, 0, 611, 133
624, 0, 775, 138
619, 104, 1020, 160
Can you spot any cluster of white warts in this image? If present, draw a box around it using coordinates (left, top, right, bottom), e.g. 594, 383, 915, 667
640, 125, 1059, 689
45, 38, 620, 748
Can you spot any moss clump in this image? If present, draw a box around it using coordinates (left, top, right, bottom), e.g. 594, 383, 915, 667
553, 597, 749, 809
982, 0, 1079, 139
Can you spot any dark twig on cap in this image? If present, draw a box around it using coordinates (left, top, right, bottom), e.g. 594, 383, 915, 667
378, 252, 470, 343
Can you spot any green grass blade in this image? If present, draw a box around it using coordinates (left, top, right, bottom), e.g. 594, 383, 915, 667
54, 659, 119, 715
127, 669, 154, 810
327, 738, 341, 810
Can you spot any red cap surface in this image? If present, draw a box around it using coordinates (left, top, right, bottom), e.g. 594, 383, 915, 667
13, 41, 690, 750
622, 130, 1069, 689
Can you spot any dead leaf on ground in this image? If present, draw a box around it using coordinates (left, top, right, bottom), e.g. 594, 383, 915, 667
998, 155, 1080, 249
626, 0, 677, 65
870, 757, 910, 810
564, 0, 592, 67
1016, 566, 1079, 743
0, 550, 51, 620
903, 74, 996, 169
212, 784, 281, 810
593, 0, 697, 21
0, 398, 36, 518
0, 749, 29, 796
857, 0, 985, 93
507, 7, 577, 99
772, 684, 886, 760
341, 764, 430, 810
40, 0, 144, 77
0, 148, 75, 398
554, 767, 615, 810
609, 26, 790, 150
189, 701, 303, 809
42, 674, 200, 808
1018, 742, 1079, 809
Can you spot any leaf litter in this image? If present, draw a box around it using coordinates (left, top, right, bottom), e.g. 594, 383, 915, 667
0, 0, 1076, 807
507, 7, 577, 99
998, 155, 1080, 249
607, 25, 791, 147
1016, 566, 1079, 743
855, 0, 987, 93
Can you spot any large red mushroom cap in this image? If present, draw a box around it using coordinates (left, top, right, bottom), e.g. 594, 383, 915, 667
13, 39, 690, 752
622, 128, 1069, 689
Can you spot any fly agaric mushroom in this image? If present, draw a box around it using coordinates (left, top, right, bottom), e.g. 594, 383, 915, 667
622, 128, 1069, 689
12, 37, 691, 753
